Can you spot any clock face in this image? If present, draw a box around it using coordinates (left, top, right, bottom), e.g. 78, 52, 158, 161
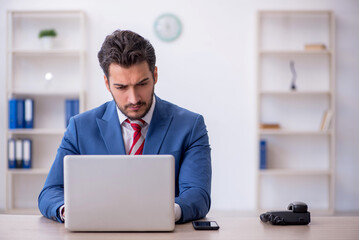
154, 14, 182, 42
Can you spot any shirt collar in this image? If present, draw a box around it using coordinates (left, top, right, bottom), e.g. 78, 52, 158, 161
116, 96, 156, 126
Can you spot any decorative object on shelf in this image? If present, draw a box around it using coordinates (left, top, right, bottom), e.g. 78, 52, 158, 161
289, 60, 297, 91
304, 43, 326, 51
320, 110, 332, 131
260, 123, 281, 129
38, 29, 57, 49
154, 13, 182, 42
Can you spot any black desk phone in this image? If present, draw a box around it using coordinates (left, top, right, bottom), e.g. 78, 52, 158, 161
260, 202, 311, 225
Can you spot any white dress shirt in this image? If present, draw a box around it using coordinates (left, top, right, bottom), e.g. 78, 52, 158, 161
60, 97, 182, 222
116, 97, 156, 154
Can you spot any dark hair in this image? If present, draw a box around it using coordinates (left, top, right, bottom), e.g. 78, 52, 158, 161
98, 30, 156, 79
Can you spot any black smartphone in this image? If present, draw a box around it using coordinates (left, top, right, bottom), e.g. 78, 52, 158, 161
192, 221, 219, 230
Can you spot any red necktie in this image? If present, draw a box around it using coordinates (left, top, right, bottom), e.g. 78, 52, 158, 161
125, 119, 145, 155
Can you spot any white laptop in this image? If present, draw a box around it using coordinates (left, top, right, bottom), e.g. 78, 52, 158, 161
63, 155, 175, 232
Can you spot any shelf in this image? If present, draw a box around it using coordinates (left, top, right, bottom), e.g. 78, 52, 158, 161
8, 168, 49, 175
11, 10, 85, 15
8, 128, 66, 135
259, 130, 332, 136
11, 49, 84, 56
258, 10, 333, 15
257, 10, 335, 212
260, 50, 332, 55
5, 9, 85, 216
259, 169, 331, 176
260, 91, 331, 96
11, 89, 81, 97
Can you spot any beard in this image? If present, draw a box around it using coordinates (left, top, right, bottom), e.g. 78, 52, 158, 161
111, 86, 154, 121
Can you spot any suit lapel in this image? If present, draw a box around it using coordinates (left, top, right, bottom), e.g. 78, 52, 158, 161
96, 101, 126, 154
143, 96, 173, 154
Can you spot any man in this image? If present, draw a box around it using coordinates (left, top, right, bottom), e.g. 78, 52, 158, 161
38, 30, 211, 224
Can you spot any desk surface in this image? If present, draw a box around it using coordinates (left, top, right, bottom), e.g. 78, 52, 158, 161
1, 212, 359, 240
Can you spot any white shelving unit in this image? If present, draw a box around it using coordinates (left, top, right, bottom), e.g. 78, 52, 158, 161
256, 11, 335, 212
5, 10, 86, 214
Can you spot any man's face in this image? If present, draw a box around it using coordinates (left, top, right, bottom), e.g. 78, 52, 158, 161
104, 61, 158, 120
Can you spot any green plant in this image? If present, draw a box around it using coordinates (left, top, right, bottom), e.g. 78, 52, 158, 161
38, 29, 57, 38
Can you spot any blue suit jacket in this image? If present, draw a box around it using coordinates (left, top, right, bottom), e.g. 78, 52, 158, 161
38, 96, 211, 223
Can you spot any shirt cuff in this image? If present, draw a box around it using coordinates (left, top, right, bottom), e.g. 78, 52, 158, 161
59, 205, 65, 222
175, 203, 182, 222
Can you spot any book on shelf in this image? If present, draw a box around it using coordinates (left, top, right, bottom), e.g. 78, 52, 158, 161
304, 43, 326, 51
9, 99, 17, 129
8, 138, 32, 169
24, 99, 34, 128
65, 99, 79, 127
259, 140, 267, 170
260, 123, 281, 129
23, 139, 32, 169
8, 139, 16, 169
16, 99, 25, 128
8, 98, 34, 129
15, 139, 23, 168
320, 110, 333, 131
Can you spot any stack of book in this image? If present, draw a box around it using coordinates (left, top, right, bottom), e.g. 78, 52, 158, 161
8, 98, 34, 129
304, 43, 326, 51
260, 123, 281, 130
8, 138, 32, 169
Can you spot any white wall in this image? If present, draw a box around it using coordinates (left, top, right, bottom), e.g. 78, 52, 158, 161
1, 0, 358, 212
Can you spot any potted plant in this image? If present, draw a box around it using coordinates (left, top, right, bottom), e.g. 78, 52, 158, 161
38, 29, 57, 49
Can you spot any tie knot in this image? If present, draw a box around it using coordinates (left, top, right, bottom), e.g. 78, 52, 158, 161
125, 119, 145, 132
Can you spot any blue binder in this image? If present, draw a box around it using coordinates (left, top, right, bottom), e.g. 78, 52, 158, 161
9, 99, 17, 129
65, 99, 80, 127
73, 99, 79, 116
16, 99, 25, 128
65, 99, 73, 127
8, 139, 16, 169
15, 139, 23, 168
24, 98, 34, 128
22, 139, 32, 169
260, 140, 267, 170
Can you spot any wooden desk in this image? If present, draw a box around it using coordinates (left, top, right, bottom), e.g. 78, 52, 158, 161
1, 212, 359, 240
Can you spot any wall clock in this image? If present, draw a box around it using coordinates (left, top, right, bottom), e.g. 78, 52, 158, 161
154, 14, 182, 42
